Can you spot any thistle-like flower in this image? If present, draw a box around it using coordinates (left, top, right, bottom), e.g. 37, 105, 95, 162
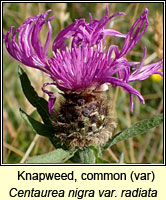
4, 7, 163, 149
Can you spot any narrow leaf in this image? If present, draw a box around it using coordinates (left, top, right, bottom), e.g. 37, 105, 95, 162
20, 108, 54, 137
104, 113, 163, 150
18, 66, 51, 125
26, 149, 76, 163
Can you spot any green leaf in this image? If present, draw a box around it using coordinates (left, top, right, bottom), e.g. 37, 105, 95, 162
20, 108, 55, 137
20, 109, 68, 148
104, 113, 163, 150
71, 148, 96, 164
18, 66, 52, 125
26, 148, 77, 163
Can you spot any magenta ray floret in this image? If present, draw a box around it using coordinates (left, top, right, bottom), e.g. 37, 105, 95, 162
4, 10, 54, 73
4, 7, 163, 115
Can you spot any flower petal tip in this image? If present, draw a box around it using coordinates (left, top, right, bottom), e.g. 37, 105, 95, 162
144, 8, 149, 14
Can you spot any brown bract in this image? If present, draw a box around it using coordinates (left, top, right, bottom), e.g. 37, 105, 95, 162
51, 91, 116, 149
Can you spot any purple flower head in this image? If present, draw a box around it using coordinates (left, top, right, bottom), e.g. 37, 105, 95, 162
4, 7, 163, 115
